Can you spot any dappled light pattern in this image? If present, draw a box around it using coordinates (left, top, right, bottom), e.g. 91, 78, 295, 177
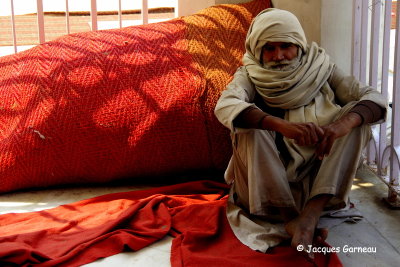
184, 0, 270, 169
0, 0, 270, 193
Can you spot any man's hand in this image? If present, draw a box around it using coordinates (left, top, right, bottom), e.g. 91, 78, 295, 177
261, 113, 362, 158
315, 112, 362, 159
279, 122, 324, 146
261, 116, 324, 146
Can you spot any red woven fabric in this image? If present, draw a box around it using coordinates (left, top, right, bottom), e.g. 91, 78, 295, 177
183, 0, 271, 169
0, 180, 342, 267
0, 0, 270, 193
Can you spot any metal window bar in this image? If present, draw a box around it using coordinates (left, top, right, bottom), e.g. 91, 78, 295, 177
378, 0, 392, 174
6, 0, 180, 55
36, 0, 45, 43
389, 0, 400, 206
352, 0, 362, 80
353, 0, 400, 207
369, 1, 381, 89
66, 0, 70, 34
367, 0, 382, 164
118, 0, 122, 28
142, 0, 149, 25
10, 0, 18, 53
360, 0, 369, 84
90, 0, 98, 31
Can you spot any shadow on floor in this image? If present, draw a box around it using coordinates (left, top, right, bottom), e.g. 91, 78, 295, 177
326, 165, 400, 267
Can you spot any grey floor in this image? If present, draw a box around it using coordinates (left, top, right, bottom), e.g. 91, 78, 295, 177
1, 165, 399, 266
326, 165, 400, 267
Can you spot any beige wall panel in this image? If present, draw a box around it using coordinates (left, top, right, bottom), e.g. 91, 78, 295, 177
271, 0, 321, 44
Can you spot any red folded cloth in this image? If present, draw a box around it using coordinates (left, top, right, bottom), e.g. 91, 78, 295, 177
0, 180, 342, 267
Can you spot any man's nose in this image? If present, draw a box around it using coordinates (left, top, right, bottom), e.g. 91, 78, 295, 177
272, 48, 284, 61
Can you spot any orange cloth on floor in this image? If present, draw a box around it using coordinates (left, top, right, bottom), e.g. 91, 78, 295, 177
0, 181, 342, 267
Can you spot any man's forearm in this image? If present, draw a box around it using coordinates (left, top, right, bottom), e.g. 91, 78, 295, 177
233, 107, 268, 129
334, 112, 363, 129
233, 106, 288, 132
349, 100, 385, 124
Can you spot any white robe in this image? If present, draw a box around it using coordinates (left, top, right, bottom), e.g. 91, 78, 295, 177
214, 65, 387, 252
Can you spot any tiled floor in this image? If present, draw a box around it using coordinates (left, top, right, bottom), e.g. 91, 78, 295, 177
327, 166, 400, 267
0, 165, 399, 266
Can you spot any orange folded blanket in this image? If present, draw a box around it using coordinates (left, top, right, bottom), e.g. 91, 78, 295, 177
0, 181, 342, 267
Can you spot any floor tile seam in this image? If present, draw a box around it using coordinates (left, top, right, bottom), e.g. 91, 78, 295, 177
359, 214, 400, 255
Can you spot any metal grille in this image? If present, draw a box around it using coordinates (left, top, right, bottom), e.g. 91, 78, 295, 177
4, 0, 177, 54
352, 0, 400, 206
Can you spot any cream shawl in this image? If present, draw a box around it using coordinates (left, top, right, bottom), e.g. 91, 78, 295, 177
243, 8, 343, 181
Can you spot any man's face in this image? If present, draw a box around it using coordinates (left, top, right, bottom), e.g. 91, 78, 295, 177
262, 42, 298, 69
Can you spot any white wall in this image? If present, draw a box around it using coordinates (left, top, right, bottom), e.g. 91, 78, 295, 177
177, 0, 353, 74
321, 0, 353, 74
272, 0, 352, 73
177, 0, 252, 16
178, 0, 322, 46
271, 0, 321, 45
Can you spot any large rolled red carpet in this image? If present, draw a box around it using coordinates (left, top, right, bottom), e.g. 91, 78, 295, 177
0, 0, 269, 194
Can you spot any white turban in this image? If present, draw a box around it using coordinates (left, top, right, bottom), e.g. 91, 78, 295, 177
243, 8, 334, 109
245, 8, 307, 64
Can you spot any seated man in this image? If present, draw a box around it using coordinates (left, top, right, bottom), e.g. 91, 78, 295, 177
214, 8, 387, 259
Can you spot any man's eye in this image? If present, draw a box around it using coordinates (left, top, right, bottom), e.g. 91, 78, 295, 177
264, 46, 275, 51
281, 43, 292, 49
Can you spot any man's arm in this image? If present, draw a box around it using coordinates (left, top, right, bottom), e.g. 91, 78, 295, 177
233, 99, 385, 153
234, 106, 324, 146
214, 67, 258, 131
315, 100, 385, 159
328, 65, 387, 118
349, 100, 385, 124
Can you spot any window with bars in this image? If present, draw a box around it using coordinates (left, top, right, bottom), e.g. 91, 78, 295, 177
0, 0, 177, 56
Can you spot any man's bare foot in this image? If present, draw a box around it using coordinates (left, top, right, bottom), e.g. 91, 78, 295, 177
285, 214, 319, 259
284, 194, 332, 260
315, 227, 329, 243
279, 206, 300, 222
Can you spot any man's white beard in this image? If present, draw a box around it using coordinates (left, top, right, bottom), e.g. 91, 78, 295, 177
263, 50, 302, 71
263, 57, 300, 71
